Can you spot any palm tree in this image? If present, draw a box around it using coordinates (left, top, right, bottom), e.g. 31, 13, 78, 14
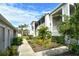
18, 24, 29, 37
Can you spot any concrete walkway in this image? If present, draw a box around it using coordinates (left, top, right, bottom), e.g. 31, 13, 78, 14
17, 39, 68, 56
18, 39, 35, 56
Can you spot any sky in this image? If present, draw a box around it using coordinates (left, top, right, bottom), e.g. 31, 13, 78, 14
0, 3, 59, 28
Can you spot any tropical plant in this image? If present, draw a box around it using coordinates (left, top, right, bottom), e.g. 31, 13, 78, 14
18, 24, 29, 36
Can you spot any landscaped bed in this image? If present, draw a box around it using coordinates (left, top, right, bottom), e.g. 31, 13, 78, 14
28, 40, 62, 52
28, 39, 79, 56
28, 40, 79, 56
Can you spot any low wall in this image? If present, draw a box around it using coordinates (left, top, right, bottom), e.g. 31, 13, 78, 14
34, 46, 68, 56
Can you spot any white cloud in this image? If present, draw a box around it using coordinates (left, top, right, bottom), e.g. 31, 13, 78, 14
0, 3, 42, 28
0, 3, 55, 31
41, 8, 53, 14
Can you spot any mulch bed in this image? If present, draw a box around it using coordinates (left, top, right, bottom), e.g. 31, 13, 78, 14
28, 40, 79, 56
28, 40, 62, 52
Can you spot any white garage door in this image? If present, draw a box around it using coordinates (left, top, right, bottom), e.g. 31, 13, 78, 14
0, 27, 4, 51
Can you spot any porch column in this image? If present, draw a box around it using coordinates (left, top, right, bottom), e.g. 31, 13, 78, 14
33, 24, 35, 37
62, 4, 70, 22
45, 14, 51, 31
62, 4, 70, 44
4, 28, 7, 50
32, 22, 36, 37
50, 14, 53, 35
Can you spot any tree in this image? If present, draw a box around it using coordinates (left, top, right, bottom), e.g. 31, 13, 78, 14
37, 24, 52, 48
23, 28, 30, 36
18, 24, 29, 36
59, 3, 79, 44
38, 24, 52, 42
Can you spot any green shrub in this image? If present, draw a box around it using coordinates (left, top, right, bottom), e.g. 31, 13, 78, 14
33, 39, 43, 45
0, 50, 9, 56
25, 36, 29, 40
69, 44, 79, 55
52, 36, 64, 44
0, 46, 18, 56
0, 37, 20, 56
32, 38, 52, 48
8, 45, 18, 56
25, 35, 34, 40
43, 39, 52, 48
37, 39, 43, 45
11, 37, 22, 46
28, 35, 33, 40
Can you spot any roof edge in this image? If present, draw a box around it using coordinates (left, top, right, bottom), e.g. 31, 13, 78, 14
50, 3, 65, 15
0, 14, 16, 30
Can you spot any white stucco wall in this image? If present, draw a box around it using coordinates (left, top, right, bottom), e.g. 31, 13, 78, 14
0, 26, 4, 51
4, 26, 14, 49
31, 22, 36, 37
0, 23, 14, 51
45, 14, 51, 31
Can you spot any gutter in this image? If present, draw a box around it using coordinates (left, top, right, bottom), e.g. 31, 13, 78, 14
49, 3, 65, 15
0, 14, 16, 30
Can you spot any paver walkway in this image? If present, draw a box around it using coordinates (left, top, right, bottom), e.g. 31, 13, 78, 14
18, 39, 35, 56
